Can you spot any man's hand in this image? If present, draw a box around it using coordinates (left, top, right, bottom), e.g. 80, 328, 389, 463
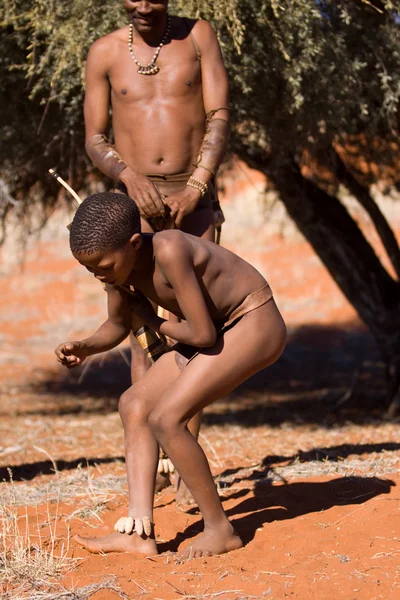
55, 341, 89, 369
164, 187, 201, 228
119, 167, 166, 220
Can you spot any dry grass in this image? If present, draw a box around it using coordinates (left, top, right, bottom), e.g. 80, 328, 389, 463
254, 452, 400, 481
0, 460, 131, 598
0, 494, 80, 599
0, 466, 127, 508
2, 578, 129, 600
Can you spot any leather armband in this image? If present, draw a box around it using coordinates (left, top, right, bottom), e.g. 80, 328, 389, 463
195, 118, 230, 176
86, 134, 127, 180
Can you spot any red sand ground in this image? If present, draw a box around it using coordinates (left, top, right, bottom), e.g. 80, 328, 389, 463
1, 165, 400, 599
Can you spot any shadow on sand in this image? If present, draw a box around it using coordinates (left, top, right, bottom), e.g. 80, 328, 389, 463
14, 322, 389, 425
158, 474, 395, 552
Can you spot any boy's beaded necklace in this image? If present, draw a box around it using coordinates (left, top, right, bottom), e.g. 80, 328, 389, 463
128, 16, 171, 76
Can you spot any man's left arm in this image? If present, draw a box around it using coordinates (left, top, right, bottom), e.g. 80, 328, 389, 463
191, 20, 230, 183
169, 21, 230, 227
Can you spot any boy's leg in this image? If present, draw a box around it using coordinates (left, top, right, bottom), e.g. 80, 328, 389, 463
130, 211, 215, 498
74, 354, 183, 554
148, 300, 286, 558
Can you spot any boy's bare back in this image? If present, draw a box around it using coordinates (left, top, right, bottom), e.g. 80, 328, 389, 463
125, 230, 267, 323
63, 192, 276, 359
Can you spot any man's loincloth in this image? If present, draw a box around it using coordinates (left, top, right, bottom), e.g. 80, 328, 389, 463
116, 171, 224, 231
171, 282, 274, 369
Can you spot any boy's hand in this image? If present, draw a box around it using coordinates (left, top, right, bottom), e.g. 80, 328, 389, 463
55, 341, 89, 369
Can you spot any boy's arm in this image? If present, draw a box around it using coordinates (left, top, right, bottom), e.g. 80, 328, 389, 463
83, 284, 132, 353
55, 285, 132, 368
84, 38, 165, 220
137, 236, 217, 347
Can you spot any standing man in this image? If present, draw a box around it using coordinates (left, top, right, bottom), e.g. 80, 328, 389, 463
84, 1, 230, 501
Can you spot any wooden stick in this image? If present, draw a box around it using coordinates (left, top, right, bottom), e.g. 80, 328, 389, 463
48, 168, 81, 207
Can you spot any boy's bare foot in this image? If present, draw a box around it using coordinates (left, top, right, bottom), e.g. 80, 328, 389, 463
177, 523, 243, 560
73, 531, 158, 555
176, 478, 196, 508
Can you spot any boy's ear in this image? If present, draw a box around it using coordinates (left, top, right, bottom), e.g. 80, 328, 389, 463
129, 232, 142, 250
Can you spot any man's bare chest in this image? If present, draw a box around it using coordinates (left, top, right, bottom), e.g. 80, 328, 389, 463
109, 39, 202, 103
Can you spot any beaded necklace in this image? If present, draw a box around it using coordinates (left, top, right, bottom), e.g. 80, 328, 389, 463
128, 16, 171, 75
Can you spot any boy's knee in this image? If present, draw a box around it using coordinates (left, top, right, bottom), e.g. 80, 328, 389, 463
148, 409, 181, 439
118, 386, 148, 423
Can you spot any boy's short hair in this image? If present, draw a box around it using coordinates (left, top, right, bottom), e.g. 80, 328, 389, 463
70, 192, 141, 255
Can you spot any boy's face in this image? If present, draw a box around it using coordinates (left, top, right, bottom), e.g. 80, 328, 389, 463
73, 237, 139, 287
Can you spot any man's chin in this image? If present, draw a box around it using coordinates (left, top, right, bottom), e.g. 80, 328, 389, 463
132, 19, 155, 32
115, 276, 129, 287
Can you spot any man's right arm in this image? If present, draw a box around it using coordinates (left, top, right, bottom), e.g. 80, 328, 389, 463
84, 39, 127, 180
84, 38, 165, 221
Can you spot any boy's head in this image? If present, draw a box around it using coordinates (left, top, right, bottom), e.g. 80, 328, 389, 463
70, 192, 142, 286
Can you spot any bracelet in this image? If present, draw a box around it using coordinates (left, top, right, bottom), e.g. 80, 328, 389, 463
195, 163, 216, 176
187, 176, 208, 198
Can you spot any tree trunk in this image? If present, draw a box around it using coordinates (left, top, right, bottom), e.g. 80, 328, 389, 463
269, 157, 400, 350
241, 154, 400, 410
335, 151, 400, 281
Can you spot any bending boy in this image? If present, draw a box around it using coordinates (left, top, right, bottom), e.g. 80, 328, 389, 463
55, 192, 286, 558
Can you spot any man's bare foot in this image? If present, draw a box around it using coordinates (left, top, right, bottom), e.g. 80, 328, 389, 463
176, 478, 196, 508
177, 522, 243, 559
155, 471, 171, 494
73, 531, 158, 555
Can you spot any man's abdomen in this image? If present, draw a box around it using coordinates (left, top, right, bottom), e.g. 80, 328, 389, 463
112, 98, 205, 175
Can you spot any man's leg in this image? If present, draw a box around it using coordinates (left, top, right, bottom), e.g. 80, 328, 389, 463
113, 189, 155, 385
131, 208, 216, 502
130, 217, 156, 383
175, 206, 216, 504
148, 300, 286, 558
128, 217, 173, 492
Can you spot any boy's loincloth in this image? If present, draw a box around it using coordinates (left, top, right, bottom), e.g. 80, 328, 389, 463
116, 171, 224, 231
171, 283, 273, 369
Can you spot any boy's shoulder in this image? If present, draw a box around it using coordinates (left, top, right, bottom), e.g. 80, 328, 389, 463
153, 229, 189, 249
153, 230, 193, 263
